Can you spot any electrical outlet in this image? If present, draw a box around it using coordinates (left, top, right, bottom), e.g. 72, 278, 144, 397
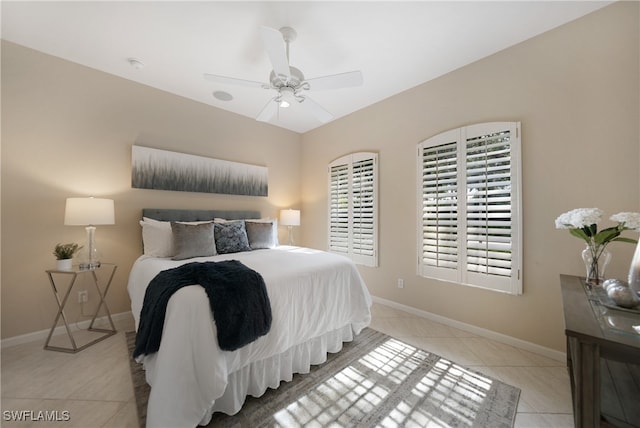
397, 278, 404, 289
78, 290, 88, 303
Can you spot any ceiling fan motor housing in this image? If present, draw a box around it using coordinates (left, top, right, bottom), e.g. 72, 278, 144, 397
270, 66, 305, 90
270, 66, 308, 104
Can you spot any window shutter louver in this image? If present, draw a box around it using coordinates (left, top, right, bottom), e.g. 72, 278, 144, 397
329, 153, 378, 267
420, 141, 459, 280
329, 163, 350, 255
465, 130, 513, 279
418, 122, 521, 295
352, 158, 376, 258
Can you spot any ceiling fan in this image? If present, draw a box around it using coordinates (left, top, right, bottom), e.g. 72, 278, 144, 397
204, 26, 363, 124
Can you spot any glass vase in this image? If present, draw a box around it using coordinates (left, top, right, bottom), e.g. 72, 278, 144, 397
628, 240, 640, 298
581, 245, 611, 285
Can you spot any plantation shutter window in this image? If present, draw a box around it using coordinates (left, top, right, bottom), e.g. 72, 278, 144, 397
417, 122, 522, 295
329, 152, 378, 267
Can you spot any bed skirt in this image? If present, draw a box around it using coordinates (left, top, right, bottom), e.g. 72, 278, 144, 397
198, 323, 360, 426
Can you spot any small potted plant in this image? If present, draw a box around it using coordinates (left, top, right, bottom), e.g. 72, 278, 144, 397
53, 243, 82, 271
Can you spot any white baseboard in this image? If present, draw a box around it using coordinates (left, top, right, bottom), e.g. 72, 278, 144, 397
4, 302, 566, 362
371, 295, 566, 362
1, 311, 134, 349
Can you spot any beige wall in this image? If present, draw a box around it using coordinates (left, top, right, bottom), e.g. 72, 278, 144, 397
2, 3, 638, 352
1, 41, 302, 339
300, 2, 640, 351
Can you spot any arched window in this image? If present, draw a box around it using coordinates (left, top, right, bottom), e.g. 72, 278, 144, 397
418, 122, 522, 294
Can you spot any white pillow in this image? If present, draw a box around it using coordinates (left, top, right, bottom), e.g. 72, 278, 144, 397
140, 218, 173, 257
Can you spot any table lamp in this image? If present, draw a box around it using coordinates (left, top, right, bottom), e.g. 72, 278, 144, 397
280, 209, 300, 246
64, 197, 115, 269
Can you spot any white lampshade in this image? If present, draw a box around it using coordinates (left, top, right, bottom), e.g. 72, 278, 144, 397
64, 197, 115, 226
280, 209, 300, 226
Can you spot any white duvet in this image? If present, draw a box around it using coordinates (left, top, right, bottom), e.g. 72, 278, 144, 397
127, 246, 372, 428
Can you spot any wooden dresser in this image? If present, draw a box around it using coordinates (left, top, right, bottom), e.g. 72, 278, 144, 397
559, 274, 640, 427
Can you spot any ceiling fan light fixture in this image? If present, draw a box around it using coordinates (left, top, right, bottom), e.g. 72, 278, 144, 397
278, 87, 296, 108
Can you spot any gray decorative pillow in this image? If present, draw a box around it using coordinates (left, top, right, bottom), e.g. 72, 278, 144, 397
171, 222, 217, 260
246, 221, 276, 250
214, 221, 251, 254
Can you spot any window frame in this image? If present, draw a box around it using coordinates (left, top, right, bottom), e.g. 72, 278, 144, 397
328, 152, 379, 267
416, 122, 522, 295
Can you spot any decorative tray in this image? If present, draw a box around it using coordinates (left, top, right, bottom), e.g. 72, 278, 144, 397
583, 281, 640, 339
584, 282, 640, 315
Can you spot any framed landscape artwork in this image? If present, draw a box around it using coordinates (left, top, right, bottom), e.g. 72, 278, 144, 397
131, 145, 268, 196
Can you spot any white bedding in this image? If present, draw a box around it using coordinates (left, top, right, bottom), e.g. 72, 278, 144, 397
127, 246, 372, 428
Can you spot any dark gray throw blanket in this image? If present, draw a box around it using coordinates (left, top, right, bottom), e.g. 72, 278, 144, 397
133, 260, 272, 359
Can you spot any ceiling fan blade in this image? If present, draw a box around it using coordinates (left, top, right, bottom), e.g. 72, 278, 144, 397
300, 96, 334, 123
306, 70, 363, 91
260, 26, 291, 80
256, 98, 279, 122
204, 73, 266, 88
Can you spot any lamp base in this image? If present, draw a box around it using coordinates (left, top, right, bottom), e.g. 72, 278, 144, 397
287, 225, 295, 246
79, 261, 101, 270
78, 225, 101, 270
629, 240, 640, 297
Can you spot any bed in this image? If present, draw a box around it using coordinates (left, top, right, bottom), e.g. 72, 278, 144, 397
127, 209, 372, 427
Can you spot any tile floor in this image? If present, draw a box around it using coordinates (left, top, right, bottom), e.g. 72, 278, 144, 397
1, 303, 573, 427
369, 304, 574, 428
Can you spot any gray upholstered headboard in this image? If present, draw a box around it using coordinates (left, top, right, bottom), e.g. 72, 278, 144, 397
142, 208, 261, 222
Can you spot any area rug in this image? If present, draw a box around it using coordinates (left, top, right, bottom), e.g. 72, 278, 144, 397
126, 328, 520, 427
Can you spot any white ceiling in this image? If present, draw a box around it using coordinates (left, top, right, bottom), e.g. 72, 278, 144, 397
2, 1, 611, 134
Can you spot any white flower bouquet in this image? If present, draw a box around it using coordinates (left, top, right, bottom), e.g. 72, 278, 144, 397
555, 208, 640, 283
